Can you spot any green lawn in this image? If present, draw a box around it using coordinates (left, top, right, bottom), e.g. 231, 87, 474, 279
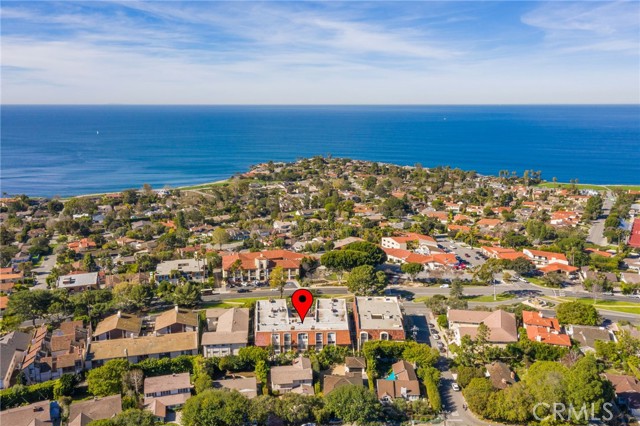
525, 277, 547, 286
538, 182, 640, 192
537, 182, 606, 191
464, 293, 517, 302
547, 296, 640, 315
179, 180, 229, 190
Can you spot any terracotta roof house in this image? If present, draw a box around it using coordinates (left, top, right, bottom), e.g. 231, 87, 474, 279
566, 325, 615, 352
93, 311, 142, 341
270, 356, 313, 394
86, 332, 198, 369
383, 248, 457, 269
485, 361, 516, 390
255, 298, 350, 354
376, 360, 421, 402
523, 311, 571, 347
0, 269, 24, 293
0, 400, 60, 426
144, 373, 192, 408
448, 309, 518, 345
605, 373, 640, 417
221, 250, 304, 281
22, 321, 90, 383
475, 218, 502, 229
538, 263, 579, 275
0, 330, 31, 390
585, 248, 613, 258
381, 233, 438, 250
212, 377, 258, 399
522, 249, 569, 266
323, 373, 363, 395
202, 308, 250, 357
481, 246, 527, 261
67, 238, 97, 253
68, 395, 122, 426
154, 306, 199, 335
353, 297, 405, 350
628, 218, 640, 248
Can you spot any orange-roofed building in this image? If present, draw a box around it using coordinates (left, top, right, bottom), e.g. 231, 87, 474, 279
538, 263, 579, 275
381, 233, 438, 250
0, 295, 8, 312
383, 248, 457, 270
523, 311, 571, 347
448, 224, 471, 233
481, 246, 527, 261
222, 250, 304, 281
522, 249, 569, 266
160, 220, 177, 230
631, 219, 640, 248
476, 218, 502, 228
585, 248, 613, 258
68, 238, 97, 253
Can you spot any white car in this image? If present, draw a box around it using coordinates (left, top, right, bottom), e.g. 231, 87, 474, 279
440, 284, 450, 288
452, 383, 461, 391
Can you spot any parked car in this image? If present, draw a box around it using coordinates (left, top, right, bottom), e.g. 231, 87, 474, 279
452, 383, 461, 391
440, 284, 450, 288
237, 288, 251, 293
436, 342, 444, 348
432, 334, 441, 340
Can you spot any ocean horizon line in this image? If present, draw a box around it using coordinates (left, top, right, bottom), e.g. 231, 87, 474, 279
2, 103, 639, 107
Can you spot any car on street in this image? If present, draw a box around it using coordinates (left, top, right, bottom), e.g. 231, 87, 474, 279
237, 288, 251, 293
440, 284, 450, 288
452, 383, 461, 391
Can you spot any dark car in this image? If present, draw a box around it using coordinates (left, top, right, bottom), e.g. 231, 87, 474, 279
237, 288, 251, 293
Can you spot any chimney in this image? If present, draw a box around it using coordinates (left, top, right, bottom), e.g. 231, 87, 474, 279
124, 348, 128, 357
536, 335, 542, 342
175, 305, 179, 313
117, 311, 122, 318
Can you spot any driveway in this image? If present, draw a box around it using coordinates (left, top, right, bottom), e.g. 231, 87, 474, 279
401, 302, 493, 426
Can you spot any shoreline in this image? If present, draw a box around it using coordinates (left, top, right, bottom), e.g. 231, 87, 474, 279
24, 178, 640, 201
5, 160, 640, 200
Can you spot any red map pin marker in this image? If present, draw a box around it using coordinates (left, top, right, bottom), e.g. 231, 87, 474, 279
291, 289, 314, 323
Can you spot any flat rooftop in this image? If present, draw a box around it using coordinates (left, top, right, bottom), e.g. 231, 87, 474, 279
355, 296, 404, 330
255, 298, 349, 332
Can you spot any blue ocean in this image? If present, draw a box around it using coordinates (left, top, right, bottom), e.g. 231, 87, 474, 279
1, 105, 639, 197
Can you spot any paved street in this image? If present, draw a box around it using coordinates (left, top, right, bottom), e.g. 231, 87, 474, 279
403, 301, 492, 426
31, 254, 57, 290
587, 190, 615, 246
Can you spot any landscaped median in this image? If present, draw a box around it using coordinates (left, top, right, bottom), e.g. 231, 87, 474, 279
543, 296, 640, 315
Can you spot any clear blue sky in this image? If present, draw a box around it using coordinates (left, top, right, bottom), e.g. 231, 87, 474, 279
1, 1, 638, 104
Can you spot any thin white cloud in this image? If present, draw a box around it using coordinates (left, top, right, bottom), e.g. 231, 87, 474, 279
1, 1, 638, 104
522, 1, 639, 53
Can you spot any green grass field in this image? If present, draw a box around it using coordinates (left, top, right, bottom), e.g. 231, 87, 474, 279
538, 182, 640, 192
546, 296, 640, 315
464, 293, 517, 302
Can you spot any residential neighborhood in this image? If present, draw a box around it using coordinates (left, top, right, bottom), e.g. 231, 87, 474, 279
1, 157, 640, 426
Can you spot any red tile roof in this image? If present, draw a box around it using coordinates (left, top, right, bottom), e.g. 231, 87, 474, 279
222, 250, 304, 271
629, 218, 640, 248
538, 263, 579, 274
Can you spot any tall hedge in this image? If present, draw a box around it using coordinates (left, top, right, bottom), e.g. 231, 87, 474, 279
0, 380, 56, 410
